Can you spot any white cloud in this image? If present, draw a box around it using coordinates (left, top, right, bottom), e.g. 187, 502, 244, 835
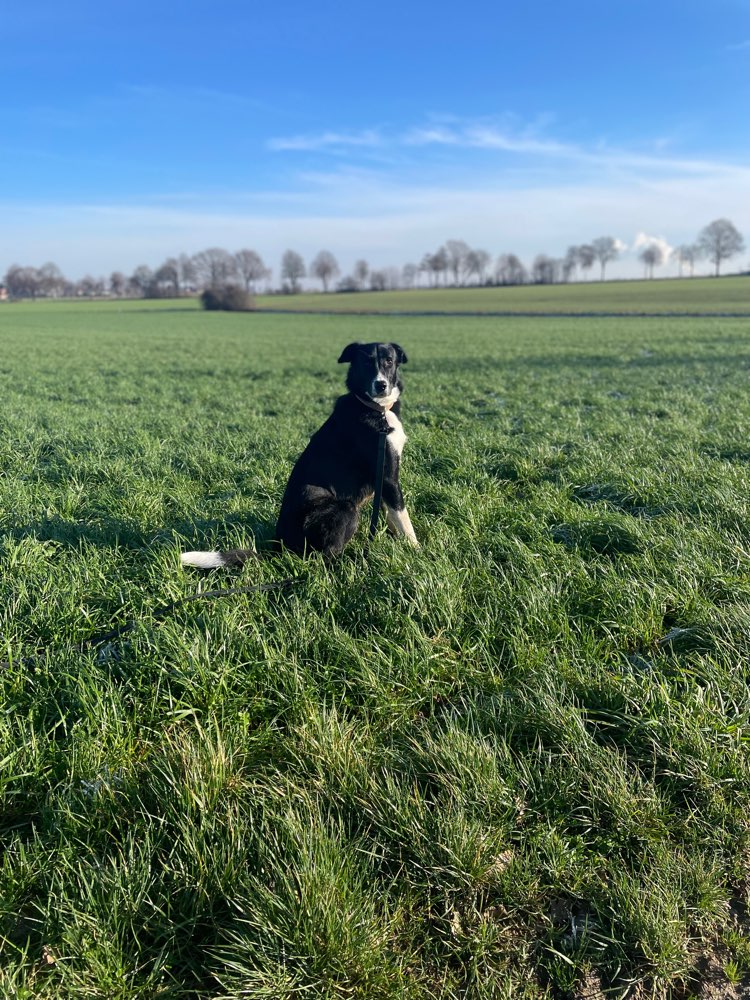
726, 38, 750, 50
633, 232, 675, 262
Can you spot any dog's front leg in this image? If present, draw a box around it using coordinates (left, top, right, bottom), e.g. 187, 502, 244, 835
385, 506, 419, 546
382, 482, 419, 547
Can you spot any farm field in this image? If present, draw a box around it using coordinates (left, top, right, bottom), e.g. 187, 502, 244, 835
255, 275, 750, 315
2, 300, 750, 997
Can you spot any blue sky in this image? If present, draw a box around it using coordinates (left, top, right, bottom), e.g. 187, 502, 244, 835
3, 0, 749, 281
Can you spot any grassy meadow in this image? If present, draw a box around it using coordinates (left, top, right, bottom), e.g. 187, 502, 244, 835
256, 275, 750, 315
2, 294, 750, 997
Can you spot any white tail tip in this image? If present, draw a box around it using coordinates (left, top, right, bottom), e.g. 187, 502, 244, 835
181, 550, 225, 569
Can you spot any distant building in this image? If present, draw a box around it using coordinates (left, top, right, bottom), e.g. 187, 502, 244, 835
0, 285, 8, 301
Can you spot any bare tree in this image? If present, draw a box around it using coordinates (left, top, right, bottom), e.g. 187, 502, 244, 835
178, 253, 197, 290
638, 243, 664, 279
531, 255, 558, 284
4, 265, 41, 299
591, 237, 621, 280
383, 266, 401, 291
192, 247, 237, 288
562, 246, 580, 281
78, 275, 99, 297
154, 257, 180, 297
128, 265, 154, 298
673, 243, 700, 278
465, 248, 491, 285
401, 262, 418, 288
110, 271, 126, 297
577, 244, 596, 280
430, 246, 449, 286
495, 254, 526, 285
234, 249, 269, 292
697, 218, 745, 276
281, 250, 306, 293
39, 262, 65, 297
369, 269, 387, 291
310, 250, 340, 292
354, 259, 369, 289
445, 239, 470, 285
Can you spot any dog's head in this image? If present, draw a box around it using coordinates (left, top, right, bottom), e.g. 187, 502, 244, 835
338, 341, 408, 404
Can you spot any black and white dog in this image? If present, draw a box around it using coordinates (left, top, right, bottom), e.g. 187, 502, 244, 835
181, 341, 418, 568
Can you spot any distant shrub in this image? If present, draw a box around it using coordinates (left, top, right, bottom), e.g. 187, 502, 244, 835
200, 285, 255, 311
336, 275, 360, 293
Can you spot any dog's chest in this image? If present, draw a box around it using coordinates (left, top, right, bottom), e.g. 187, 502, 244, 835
385, 410, 407, 458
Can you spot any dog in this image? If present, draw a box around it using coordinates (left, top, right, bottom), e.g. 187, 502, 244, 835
181, 341, 418, 568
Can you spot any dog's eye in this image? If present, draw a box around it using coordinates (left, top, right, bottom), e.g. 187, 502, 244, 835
382, 358, 392, 367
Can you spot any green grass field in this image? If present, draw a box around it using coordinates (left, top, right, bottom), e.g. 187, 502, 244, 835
256, 275, 750, 315
2, 296, 750, 997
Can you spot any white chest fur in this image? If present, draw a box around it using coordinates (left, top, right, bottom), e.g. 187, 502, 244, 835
385, 410, 407, 458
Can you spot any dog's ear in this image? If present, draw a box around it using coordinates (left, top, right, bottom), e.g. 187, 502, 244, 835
391, 343, 408, 365
338, 342, 361, 364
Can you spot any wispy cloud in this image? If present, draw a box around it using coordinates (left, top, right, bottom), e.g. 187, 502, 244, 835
267, 129, 382, 152
726, 38, 750, 50
402, 126, 460, 146
270, 116, 749, 179
405, 123, 571, 158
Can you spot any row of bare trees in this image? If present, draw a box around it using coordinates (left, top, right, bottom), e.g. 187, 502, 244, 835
2, 247, 340, 300
637, 220, 746, 279
131, 249, 273, 297
418, 237, 623, 287
326, 220, 744, 292
2, 249, 271, 301
418, 221, 745, 288
2, 219, 745, 300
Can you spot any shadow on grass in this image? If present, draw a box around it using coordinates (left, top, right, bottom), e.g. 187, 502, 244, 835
571, 483, 669, 519
127, 306, 201, 314
416, 345, 750, 375
3, 511, 277, 553
550, 519, 642, 557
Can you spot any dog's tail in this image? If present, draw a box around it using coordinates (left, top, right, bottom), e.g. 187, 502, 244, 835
180, 548, 259, 569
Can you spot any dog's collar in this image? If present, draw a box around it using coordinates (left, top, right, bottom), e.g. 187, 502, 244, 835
354, 393, 395, 413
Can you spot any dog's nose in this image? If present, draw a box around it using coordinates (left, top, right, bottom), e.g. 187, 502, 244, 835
374, 379, 387, 394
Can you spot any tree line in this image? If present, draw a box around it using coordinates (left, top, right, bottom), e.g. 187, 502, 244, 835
2, 218, 745, 300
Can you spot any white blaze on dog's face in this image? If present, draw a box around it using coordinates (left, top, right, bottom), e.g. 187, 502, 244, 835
338, 341, 408, 402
